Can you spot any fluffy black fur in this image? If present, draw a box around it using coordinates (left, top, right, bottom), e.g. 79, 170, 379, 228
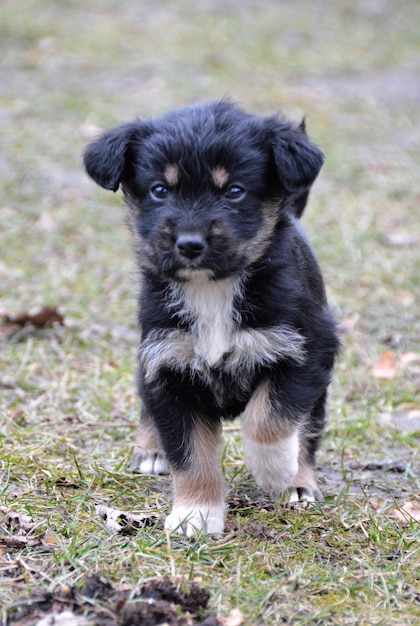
84, 100, 339, 534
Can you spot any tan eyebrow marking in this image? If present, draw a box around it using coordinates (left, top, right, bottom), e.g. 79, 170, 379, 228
212, 166, 229, 189
164, 164, 180, 186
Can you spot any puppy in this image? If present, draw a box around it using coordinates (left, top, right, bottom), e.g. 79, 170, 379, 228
84, 100, 339, 535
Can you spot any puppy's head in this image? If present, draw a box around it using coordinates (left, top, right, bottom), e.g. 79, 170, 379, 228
84, 100, 323, 280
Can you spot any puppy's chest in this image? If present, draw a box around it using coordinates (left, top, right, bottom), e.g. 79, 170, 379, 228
140, 277, 307, 386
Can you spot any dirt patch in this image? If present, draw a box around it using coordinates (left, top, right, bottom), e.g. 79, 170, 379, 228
6, 575, 220, 626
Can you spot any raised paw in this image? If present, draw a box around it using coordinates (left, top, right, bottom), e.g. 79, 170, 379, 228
129, 450, 168, 475
164, 503, 225, 536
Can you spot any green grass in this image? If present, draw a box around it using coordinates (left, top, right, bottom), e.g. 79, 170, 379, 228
1, 0, 420, 624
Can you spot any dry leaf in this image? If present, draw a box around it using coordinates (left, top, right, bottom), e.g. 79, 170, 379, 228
349, 459, 407, 473
80, 122, 101, 139
35, 610, 90, 626
54, 476, 80, 488
0, 322, 15, 337
394, 290, 415, 307
340, 312, 360, 333
95, 505, 159, 533
0, 506, 54, 549
1, 506, 36, 532
391, 409, 420, 433
219, 609, 244, 626
1, 305, 64, 329
400, 352, 420, 366
36, 209, 57, 233
382, 231, 420, 247
388, 501, 420, 524
0, 535, 36, 548
42, 531, 58, 547
372, 351, 398, 380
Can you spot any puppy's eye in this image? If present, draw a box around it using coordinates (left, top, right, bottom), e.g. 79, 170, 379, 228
150, 184, 169, 200
224, 185, 245, 201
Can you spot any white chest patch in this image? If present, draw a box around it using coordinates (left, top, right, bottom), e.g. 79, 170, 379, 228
177, 277, 239, 365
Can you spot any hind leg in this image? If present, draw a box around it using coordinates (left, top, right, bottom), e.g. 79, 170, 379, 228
290, 392, 327, 505
289, 454, 322, 505
241, 380, 300, 497
241, 380, 326, 503
130, 407, 168, 475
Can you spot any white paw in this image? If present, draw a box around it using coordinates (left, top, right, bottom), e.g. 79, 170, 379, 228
164, 503, 225, 536
130, 451, 168, 475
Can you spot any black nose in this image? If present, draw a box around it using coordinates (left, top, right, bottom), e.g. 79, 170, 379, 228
176, 233, 206, 259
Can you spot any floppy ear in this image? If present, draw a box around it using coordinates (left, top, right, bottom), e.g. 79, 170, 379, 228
83, 122, 141, 192
270, 121, 324, 194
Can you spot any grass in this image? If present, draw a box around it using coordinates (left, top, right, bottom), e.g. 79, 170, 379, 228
1, 0, 419, 624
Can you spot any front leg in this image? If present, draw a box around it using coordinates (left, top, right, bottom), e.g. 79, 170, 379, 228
141, 377, 225, 535
165, 420, 225, 536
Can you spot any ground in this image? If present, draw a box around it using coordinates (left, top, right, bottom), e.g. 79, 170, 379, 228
0, 0, 419, 624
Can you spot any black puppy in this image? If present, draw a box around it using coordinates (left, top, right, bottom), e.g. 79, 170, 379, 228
84, 100, 339, 535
